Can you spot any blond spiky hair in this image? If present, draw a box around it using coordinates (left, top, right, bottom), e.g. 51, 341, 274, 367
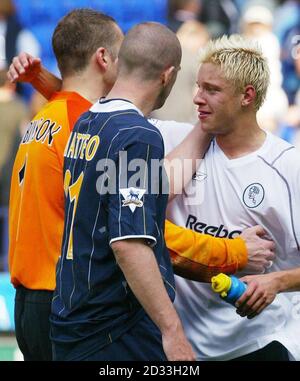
199, 34, 270, 110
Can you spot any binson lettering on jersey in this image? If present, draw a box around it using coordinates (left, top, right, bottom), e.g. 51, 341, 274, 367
22, 118, 62, 146
64, 131, 100, 161
186, 214, 241, 238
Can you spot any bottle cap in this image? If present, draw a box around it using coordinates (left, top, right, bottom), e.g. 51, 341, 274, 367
211, 273, 232, 297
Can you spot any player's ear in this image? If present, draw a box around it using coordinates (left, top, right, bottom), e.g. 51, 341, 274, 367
95, 47, 110, 71
241, 85, 256, 107
161, 66, 176, 87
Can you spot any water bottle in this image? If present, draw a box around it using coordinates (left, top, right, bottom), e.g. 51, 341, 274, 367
211, 273, 247, 305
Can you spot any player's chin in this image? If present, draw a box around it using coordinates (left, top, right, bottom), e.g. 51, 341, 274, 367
199, 122, 214, 133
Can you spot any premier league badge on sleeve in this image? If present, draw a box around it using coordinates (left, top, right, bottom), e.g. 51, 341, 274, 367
120, 187, 146, 212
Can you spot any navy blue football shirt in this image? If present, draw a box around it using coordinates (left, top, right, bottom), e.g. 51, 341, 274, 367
50, 99, 175, 359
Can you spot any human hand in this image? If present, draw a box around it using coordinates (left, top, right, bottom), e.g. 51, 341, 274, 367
235, 273, 281, 319
162, 324, 196, 361
7, 52, 42, 83
240, 225, 275, 274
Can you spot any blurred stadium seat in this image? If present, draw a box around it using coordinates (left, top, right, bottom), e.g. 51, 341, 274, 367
90, 0, 123, 20
30, 23, 56, 59
14, 0, 61, 27
13, 0, 167, 78
59, 0, 94, 17
12, 0, 168, 82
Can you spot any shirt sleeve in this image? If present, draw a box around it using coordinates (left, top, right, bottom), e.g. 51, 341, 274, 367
165, 219, 248, 283
108, 141, 165, 247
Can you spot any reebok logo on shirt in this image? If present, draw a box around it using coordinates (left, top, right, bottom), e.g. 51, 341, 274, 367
186, 214, 241, 238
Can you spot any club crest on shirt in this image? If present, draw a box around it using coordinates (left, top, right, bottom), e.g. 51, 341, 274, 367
243, 183, 265, 208
120, 187, 146, 212
192, 171, 207, 182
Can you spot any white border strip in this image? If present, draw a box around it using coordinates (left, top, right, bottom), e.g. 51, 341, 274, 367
110, 235, 157, 247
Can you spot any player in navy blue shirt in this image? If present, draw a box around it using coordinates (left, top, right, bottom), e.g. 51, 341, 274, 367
51, 22, 195, 361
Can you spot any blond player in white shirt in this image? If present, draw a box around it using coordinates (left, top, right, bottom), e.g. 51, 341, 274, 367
155, 35, 300, 361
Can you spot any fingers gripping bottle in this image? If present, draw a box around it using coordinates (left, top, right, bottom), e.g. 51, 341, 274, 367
211, 273, 247, 305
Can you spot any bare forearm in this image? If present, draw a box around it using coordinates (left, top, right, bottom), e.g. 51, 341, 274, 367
31, 67, 62, 100
277, 268, 300, 293
165, 124, 211, 201
237, 268, 300, 318
112, 240, 180, 334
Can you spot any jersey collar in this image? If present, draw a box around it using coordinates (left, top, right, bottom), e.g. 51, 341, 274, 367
214, 131, 271, 168
89, 98, 144, 116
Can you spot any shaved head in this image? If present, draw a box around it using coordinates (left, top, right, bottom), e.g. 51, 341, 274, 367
118, 22, 182, 81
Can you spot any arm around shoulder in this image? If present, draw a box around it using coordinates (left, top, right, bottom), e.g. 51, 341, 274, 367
7, 52, 62, 100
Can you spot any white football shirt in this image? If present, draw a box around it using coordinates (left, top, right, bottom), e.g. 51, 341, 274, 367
151, 119, 300, 360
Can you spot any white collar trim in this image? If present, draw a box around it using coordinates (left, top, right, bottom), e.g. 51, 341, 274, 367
90, 98, 144, 116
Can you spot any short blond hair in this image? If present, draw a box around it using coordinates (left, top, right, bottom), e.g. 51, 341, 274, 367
199, 34, 270, 110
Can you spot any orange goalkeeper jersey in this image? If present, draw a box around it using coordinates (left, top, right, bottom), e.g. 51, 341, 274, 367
9, 92, 91, 290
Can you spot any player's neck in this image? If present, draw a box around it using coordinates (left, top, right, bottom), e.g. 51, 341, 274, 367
216, 117, 266, 159
107, 78, 158, 116
61, 72, 107, 104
